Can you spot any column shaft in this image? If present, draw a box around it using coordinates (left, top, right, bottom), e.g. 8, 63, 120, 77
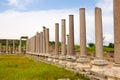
55, 23, 59, 55
19, 39, 22, 53
114, 0, 120, 64
43, 27, 46, 53
40, 32, 43, 53
80, 8, 86, 57
95, 7, 103, 59
67, 35, 70, 55
69, 15, 74, 56
13, 40, 15, 53
6, 40, 8, 53
46, 28, 49, 54
61, 19, 66, 55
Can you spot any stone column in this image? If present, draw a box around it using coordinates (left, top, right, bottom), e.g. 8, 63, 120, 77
80, 8, 86, 57
105, 0, 120, 80
46, 28, 49, 54
13, 40, 15, 53
6, 40, 8, 53
55, 23, 59, 55
114, 0, 120, 64
91, 7, 108, 73
76, 8, 90, 71
61, 19, 66, 56
36, 32, 40, 53
43, 26, 46, 53
40, 32, 43, 53
67, 35, 70, 56
19, 38, 22, 53
26, 38, 29, 53
69, 15, 75, 56
0, 43, 1, 53
33, 36, 36, 53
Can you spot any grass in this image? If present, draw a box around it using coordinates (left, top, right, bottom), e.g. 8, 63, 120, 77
0, 55, 89, 80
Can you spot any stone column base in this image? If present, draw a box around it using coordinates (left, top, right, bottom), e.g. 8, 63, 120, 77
66, 56, 77, 69
76, 57, 91, 71
91, 59, 108, 75
59, 56, 67, 67
105, 64, 120, 80
52, 55, 59, 64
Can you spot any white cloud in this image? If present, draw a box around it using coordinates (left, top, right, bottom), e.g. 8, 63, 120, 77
7, 0, 33, 9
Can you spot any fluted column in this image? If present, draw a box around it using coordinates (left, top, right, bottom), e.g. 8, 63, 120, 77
61, 19, 66, 56
55, 23, 59, 55
69, 15, 75, 56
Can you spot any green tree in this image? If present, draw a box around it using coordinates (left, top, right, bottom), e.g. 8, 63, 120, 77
108, 43, 114, 48
88, 43, 95, 47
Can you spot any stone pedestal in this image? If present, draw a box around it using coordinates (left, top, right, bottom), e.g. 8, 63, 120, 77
52, 55, 59, 64
76, 56, 91, 71
91, 59, 108, 73
105, 64, 120, 80
66, 55, 77, 69
58, 56, 67, 67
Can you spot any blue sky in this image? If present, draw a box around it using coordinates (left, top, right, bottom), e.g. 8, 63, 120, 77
0, 0, 113, 45
0, 0, 97, 11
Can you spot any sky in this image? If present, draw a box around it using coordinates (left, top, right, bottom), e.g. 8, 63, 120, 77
0, 0, 113, 45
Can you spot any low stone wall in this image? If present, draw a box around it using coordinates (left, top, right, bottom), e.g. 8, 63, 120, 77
26, 52, 111, 80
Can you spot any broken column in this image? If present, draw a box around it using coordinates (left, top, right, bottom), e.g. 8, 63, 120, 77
105, 0, 120, 79
76, 8, 90, 71
91, 7, 108, 74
